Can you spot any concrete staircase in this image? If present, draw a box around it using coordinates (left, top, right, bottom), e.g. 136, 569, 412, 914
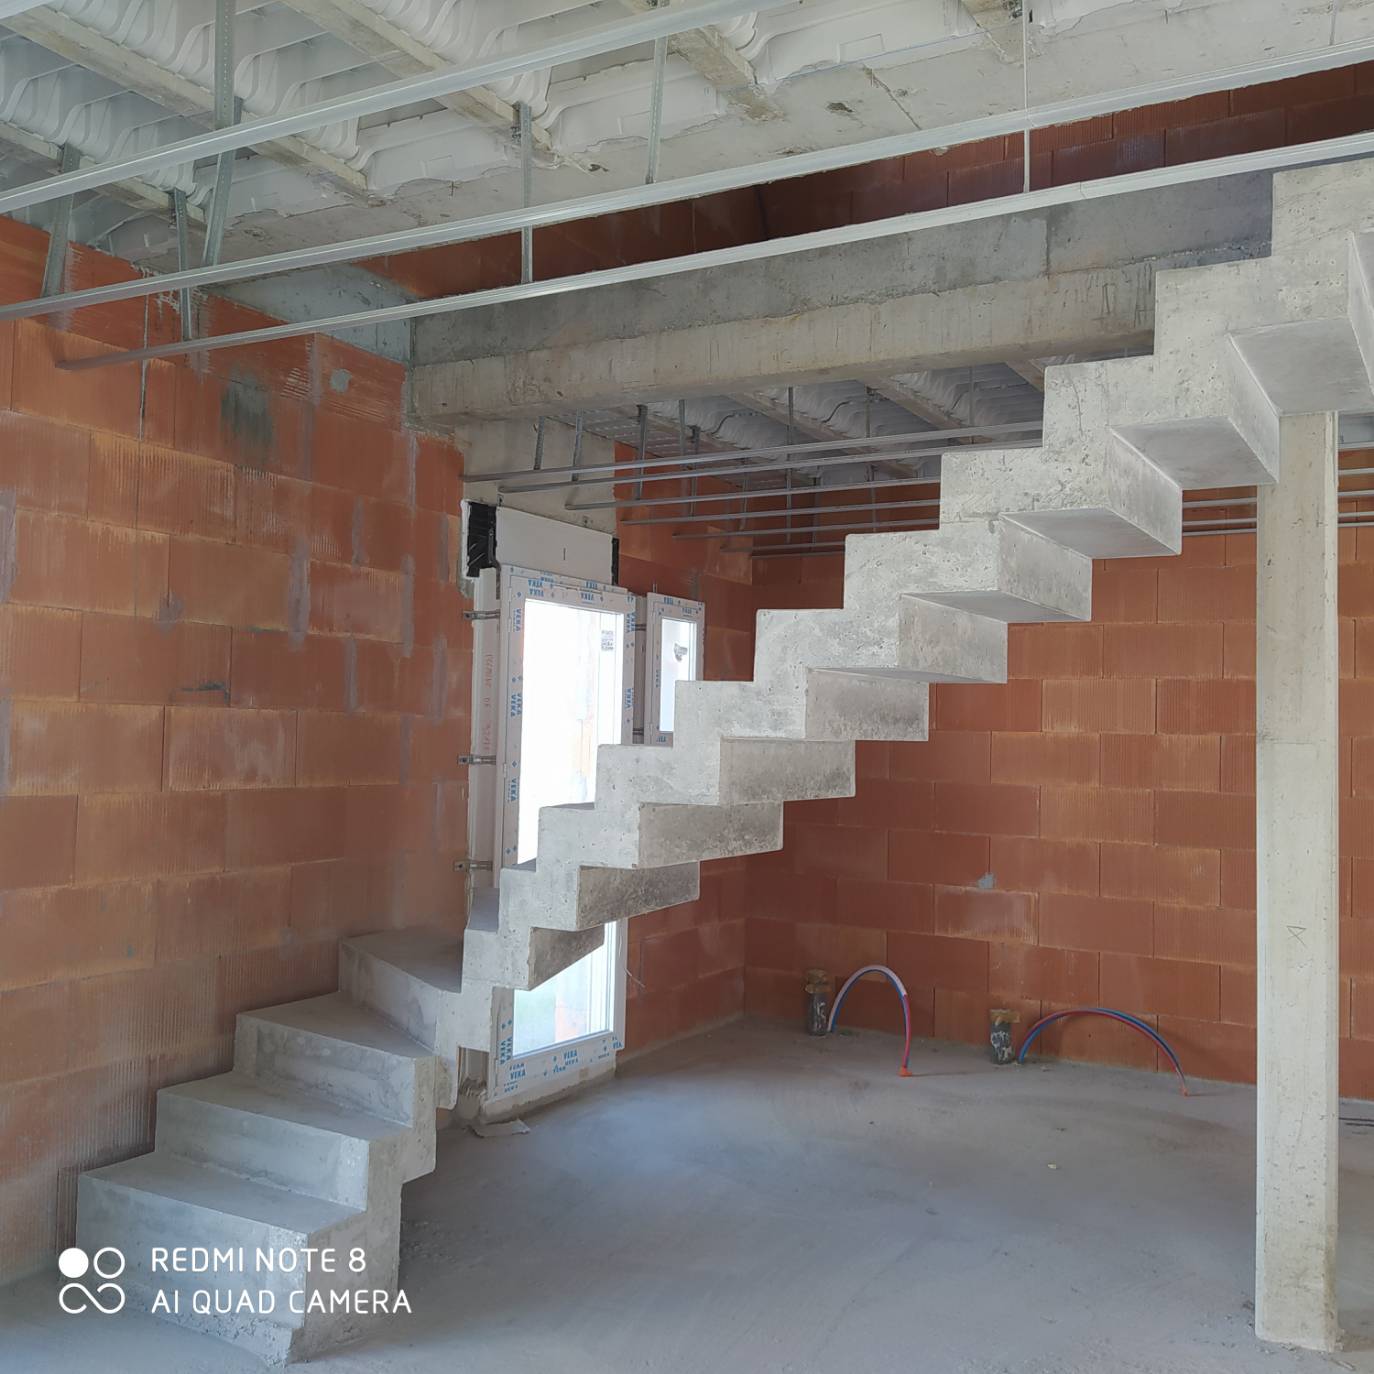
75, 160, 1374, 1362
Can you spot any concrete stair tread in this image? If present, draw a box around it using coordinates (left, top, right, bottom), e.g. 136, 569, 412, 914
161, 1073, 412, 1144
241, 992, 432, 1059
343, 928, 463, 994
85, 1152, 361, 1234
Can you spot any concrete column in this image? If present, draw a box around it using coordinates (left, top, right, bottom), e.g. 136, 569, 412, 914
1254, 411, 1340, 1351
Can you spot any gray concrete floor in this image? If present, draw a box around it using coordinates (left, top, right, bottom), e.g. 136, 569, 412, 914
7, 1020, 1374, 1372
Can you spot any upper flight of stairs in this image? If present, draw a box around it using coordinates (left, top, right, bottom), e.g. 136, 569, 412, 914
75, 160, 1374, 1362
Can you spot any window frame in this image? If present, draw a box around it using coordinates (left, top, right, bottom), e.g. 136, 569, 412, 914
642, 591, 706, 747
487, 564, 636, 1114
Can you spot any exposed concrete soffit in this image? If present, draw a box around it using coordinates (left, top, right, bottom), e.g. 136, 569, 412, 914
4, 6, 368, 198
730, 384, 921, 480
1007, 359, 1046, 390
279, 0, 556, 153
729, 389, 849, 443
961, 0, 1025, 63
620, 0, 781, 121
863, 375, 967, 430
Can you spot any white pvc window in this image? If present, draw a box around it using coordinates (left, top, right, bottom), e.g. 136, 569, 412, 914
644, 592, 705, 746
511, 923, 622, 1058
490, 566, 634, 1108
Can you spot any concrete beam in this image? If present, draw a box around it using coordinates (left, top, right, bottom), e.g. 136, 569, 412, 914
281, 0, 556, 153
621, 0, 780, 121
414, 263, 1154, 423
1254, 411, 1340, 1352
410, 176, 1271, 424
5, 7, 367, 198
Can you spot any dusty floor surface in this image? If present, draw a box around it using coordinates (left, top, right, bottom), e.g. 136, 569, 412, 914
6, 1019, 1374, 1372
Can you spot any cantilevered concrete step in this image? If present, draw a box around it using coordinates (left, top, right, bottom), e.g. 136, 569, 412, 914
539, 798, 783, 870
501, 856, 700, 933
235, 993, 437, 1129
804, 669, 931, 742
595, 735, 856, 808
157, 1073, 418, 1208
942, 388, 1182, 559
755, 599, 1007, 694
78, 1152, 379, 1362
673, 679, 809, 743
717, 737, 856, 802
463, 888, 604, 990
843, 519, 1092, 625
1226, 233, 1374, 418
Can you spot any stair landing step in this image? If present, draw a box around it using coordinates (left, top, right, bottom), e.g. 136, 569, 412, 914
344, 928, 463, 994
84, 1153, 361, 1234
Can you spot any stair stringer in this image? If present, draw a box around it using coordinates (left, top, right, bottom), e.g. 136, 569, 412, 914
72, 157, 1374, 1363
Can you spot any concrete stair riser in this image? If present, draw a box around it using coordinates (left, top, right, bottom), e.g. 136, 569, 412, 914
234, 997, 435, 1133
154, 1077, 416, 1211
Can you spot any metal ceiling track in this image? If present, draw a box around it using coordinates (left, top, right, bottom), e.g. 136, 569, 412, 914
680, 516, 940, 541
48, 126, 1374, 373
617, 475, 1374, 525
497, 437, 1041, 495
567, 473, 941, 514
8, 36, 1374, 326
718, 491, 1374, 543
1185, 514, 1374, 537
749, 543, 849, 558
745, 495, 1374, 554
753, 512, 1374, 558
472, 420, 1040, 485
624, 495, 941, 526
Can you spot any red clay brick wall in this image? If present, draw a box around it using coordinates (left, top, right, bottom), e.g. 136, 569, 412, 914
0, 220, 469, 1282
365, 188, 766, 299
739, 529, 1374, 1096
616, 476, 760, 1053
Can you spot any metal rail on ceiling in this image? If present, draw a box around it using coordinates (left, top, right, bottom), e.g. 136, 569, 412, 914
624, 495, 942, 526
0, 0, 800, 218
8, 38, 1374, 324
611, 473, 1374, 523
679, 515, 939, 541
48, 126, 1374, 373
1184, 514, 1374, 537
754, 509, 1374, 556
499, 438, 1039, 495
672, 495, 1374, 541
469, 420, 1040, 485
567, 473, 940, 514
